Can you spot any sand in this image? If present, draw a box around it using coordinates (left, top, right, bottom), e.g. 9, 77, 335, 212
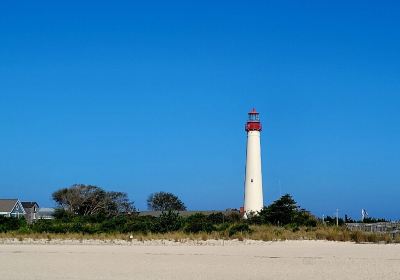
0, 240, 399, 280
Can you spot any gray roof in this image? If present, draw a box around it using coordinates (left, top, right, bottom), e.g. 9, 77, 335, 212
37, 208, 55, 219
21, 202, 39, 209
38, 208, 55, 214
138, 210, 239, 217
0, 199, 18, 212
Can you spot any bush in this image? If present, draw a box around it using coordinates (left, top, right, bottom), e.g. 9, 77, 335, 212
215, 222, 231, 232
224, 212, 242, 223
184, 213, 215, 233
228, 223, 251, 237
31, 220, 69, 233
246, 214, 262, 225
100, 216, 129, 233
206, 213, 225, 224
123, 216, 156, 233
152, 211, 182, 233
17, 225, 32, 234
53, 208, 74, 222
294, 210, 317, 227
0, 216, 27, 232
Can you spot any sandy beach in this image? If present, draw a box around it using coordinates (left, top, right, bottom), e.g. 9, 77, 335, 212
0, 240, 399, 280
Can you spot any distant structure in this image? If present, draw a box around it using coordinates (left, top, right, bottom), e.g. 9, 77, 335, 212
0, 198, 54, 222
361, 209, 368, 222
243, 108, 264, 217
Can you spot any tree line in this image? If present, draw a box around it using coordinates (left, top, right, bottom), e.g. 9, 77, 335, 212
52, 184, 186, 215
0, 184, 319, 234
0, 184, 386, 235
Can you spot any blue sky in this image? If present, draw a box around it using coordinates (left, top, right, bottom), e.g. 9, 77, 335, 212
1, 1, 399, 220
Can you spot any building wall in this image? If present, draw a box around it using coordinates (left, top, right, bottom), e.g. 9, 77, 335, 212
24, 207, 38, 223
10, 204, 25, 218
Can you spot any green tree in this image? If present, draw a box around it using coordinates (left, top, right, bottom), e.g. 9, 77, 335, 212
147, 192, 186, 211
294, 208, 317, 227
256, 194, 316, 227
259, 194, 297, 225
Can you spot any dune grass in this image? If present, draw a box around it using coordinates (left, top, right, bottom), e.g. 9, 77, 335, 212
0, 225, 399, 244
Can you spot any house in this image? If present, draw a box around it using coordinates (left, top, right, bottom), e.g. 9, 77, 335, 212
0, 199, 26, 218
21, 201, 39, 223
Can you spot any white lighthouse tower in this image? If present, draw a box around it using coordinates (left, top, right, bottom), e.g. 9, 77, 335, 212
244, 108, 264, 217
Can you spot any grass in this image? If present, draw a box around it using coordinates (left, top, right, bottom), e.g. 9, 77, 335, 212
0, 226, 399, 244
248, 225, 398, 243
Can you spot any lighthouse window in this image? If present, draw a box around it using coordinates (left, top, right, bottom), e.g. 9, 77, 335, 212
251, 179, 253, 182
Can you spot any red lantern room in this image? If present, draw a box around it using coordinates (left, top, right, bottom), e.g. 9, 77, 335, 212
245, 108, 262, 132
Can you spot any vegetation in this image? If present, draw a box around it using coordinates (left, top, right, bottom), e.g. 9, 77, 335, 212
1, 224, 399, 244
324, 216, 345, 226
248, 194, 317, 227
0, 192, 397, 243
147, 191, 186, 211
184, 213, 215, 233
361, 217, 389, 223
52, 184, 135, 216
0, 216, 27, 233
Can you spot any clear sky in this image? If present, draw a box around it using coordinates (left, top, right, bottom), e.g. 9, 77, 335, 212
1, 1, 399, 220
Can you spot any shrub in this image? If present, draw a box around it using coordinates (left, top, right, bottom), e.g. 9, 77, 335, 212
31, 220, 53, 233
17, 225, 32, 234
228, 223, 251, 237
71, 222, 84, 233
215, 222, 231, 232
0, 216, 26, 232
184, 213, 215, 233
30, 220, 71, 233
224, 212, 242, 223
207, 212, 225, 224
123, 216, 156, 233
53, 208, 74, 222
152, 211, 182, 233
294, 210, 318, 227
246, 214, 262, 225
100, 216, 129, 233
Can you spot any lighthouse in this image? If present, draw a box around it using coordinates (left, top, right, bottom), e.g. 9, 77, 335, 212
244, 108, 264, 217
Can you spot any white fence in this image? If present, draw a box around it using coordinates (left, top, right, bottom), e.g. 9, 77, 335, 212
346, 222, 400, 237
